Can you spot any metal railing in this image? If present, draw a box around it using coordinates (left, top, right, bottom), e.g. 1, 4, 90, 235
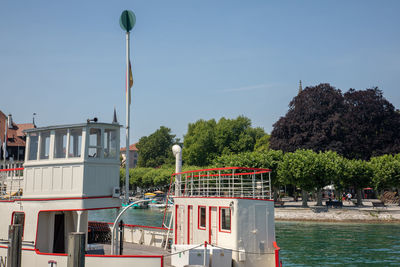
0, 161, 24, 199
171, 167, 272, 200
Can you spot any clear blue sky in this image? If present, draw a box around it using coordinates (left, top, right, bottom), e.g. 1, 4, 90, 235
1, 1, 400, 146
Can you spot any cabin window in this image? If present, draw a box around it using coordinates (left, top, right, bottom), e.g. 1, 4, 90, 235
198, 206, 206, 229
54, 130, 67, 158
39, 131, 51, 160
104, 129, 117, 158
88, 128, 102, 158
69, 128, 82, 158
220, 207, 231, 232
28, 133, 38, 160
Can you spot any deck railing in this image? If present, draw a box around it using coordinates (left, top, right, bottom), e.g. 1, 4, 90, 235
0, 161, 24, 199
171, 167, 272, 199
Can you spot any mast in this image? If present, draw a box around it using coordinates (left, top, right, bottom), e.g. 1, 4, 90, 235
120, 10, 136, 204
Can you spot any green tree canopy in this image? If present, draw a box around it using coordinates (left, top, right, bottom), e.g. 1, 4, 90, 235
370, 154, 400, 190
136, 126, 176, 168
183, 116, 267, 166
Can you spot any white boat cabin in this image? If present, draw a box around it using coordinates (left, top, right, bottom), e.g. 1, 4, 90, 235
170, 167, 278, 267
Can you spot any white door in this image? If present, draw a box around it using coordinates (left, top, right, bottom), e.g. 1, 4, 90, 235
209, 207, 217, 245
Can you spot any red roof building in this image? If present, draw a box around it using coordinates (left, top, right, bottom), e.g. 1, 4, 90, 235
0, 111, 35, 161
120, 143, 139, 168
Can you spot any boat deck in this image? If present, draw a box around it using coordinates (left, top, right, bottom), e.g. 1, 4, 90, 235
102, 242, 172, 266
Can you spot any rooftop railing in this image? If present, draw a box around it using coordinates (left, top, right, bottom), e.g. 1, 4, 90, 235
171, 167, 272, 200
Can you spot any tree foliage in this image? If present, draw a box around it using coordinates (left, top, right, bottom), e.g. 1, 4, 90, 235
342, 88, 400, 159
270, 83, 345, 153
136, 126, 176, 168
183, 116, 267, 166
370, 154, 400, 190
270, 84, 400, 160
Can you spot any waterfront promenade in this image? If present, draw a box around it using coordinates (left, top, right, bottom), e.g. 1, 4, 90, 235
275, 198, 400, 223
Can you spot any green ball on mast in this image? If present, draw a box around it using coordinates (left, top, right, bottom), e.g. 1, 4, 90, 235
119, 10, 136, 32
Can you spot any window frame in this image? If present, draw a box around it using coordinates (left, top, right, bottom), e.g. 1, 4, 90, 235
198, 206, 206, 230
219, 207, 231, 233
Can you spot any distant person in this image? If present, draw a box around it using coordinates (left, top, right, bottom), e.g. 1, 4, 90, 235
347, 192, 352, 202
342, 193, 346, 201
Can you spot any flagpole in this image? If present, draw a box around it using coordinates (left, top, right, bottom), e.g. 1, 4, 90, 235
125, 31, 130, 205
120, 9, 136, 205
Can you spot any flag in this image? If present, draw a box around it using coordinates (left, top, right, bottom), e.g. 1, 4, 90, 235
127, 60, 133, 105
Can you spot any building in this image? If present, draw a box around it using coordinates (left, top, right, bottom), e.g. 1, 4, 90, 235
0, 111, 35, 161
120, 143, 139, 168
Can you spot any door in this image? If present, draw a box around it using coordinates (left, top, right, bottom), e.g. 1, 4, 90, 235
175, 205, 185, 244
188, 205, 193, 244
209, 207, 217, 245
53, 213, 65, 253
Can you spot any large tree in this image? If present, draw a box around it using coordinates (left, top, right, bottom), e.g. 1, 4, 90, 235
270, 84, 400, 159
342, 88, 400, 160
136, 126, 176, 168
270, 83, 345, 153
183, 116, 267, 166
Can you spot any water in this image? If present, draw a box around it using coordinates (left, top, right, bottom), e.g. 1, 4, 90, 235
89, 209, 400, 266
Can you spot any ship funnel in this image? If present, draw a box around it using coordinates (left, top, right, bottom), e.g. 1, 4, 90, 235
172, 144, 182, 196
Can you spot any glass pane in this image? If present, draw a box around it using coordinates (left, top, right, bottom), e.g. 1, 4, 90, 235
221, 208, 231, 231
88, 147, 101, 158
89, 128, 101, 147
39, 131, 51, 160
69, 128, 82, 158
104, 129, 117, 158
200, 207, 206, 228
28, 133, 38, 160
54, 130, 67, 158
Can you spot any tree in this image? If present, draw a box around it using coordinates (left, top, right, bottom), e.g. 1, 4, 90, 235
136, 126, 176, 168
183, 116, 267, 166
370, 154, 400, 190
183, 119, 217, 166
342, 88, 400, 160
270, 83, 345, 153
341, 159, 372, 206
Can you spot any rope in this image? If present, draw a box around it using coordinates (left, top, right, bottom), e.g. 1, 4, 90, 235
163, 243, 204, 257
162, 242, 275, 258
209, 244, 275, 255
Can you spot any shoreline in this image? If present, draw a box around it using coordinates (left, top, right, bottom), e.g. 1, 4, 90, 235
274, 200, 400, 224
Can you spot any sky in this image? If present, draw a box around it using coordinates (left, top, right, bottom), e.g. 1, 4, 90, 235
1, 1, 400, 146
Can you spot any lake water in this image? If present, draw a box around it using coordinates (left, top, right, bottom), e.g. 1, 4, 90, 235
89, 209, 400, 266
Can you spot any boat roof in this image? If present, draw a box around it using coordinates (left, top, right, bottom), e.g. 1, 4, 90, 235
24, 122, 122, 133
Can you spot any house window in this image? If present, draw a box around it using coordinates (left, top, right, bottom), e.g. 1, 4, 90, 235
39, 131, 51, 160
198, 206, 206, 229
54, 130, 67, 158
69, 128, 82, 158
220, 207, 231, 232
104, 129, 117, 158
28, 133, 38, 160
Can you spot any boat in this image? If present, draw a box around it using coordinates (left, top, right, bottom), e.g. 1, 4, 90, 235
0, 120, 282, 267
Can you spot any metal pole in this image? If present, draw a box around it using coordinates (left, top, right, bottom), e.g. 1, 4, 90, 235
7, 224, 22, 267
124, 31, 131, 205
203, 241, 207, 266
67, 232, 85, 267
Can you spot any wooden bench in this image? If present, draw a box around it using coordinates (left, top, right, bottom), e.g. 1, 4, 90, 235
274, 201, 285, 207
326, 201, 343, 208
372, 202, 386, 208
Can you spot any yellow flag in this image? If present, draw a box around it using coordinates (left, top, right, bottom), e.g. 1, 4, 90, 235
127, 60, 133, 104
129, 61, 133, 89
